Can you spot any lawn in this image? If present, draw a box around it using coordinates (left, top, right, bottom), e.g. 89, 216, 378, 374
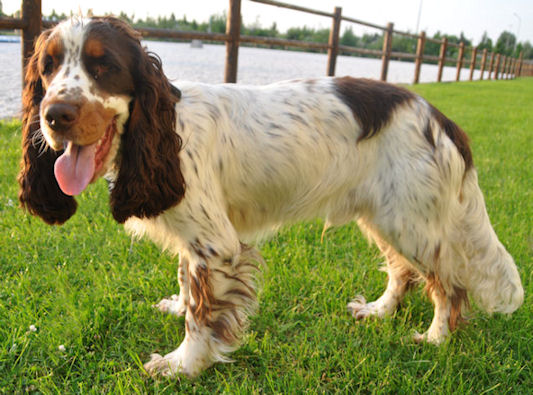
0, 78, 531, 393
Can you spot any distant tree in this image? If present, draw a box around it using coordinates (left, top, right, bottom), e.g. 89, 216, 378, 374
391, 33, 417, 54
495, 31, 516, 56
286, 26, 311, 41
458, 32, 472, 47
0, 1, 4, 17
48, 9, 67, 22
340, 26, 358, 47
312, 28, 330, 44
209, 12, 226, 34
423, 31, 443, 58
117, 12, 134, 24
477, 31, 492, 51
361, 32, 381, 50
518, 41, 533, 59
269, 22, 278, 37
244, 18, 279, 38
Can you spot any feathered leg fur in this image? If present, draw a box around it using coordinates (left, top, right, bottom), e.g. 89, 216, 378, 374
144, 239, 261, 377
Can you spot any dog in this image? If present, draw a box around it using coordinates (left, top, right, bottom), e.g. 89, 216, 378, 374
18, 17, 523, 377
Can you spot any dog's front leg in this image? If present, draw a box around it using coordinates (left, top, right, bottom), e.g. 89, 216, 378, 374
144, 238, 261, 378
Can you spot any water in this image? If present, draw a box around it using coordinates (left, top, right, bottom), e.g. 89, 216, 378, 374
0, 40, 480, 119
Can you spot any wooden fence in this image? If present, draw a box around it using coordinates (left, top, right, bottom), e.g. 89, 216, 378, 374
0, 0, 531, 85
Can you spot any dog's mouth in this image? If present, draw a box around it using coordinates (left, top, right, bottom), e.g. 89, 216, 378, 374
54, 117, 117, 196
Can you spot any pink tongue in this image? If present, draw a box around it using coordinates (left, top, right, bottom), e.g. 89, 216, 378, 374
54, 141, 97, 196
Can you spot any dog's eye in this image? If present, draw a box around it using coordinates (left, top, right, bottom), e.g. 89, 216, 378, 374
88, 55, 118, 80
43, 55, 54, 75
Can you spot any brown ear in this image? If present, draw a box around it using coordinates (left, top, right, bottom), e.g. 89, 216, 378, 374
110, 45, 185, 223
18, 31, 77, 225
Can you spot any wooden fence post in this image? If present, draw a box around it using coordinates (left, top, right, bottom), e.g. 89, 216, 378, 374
487, 52, 495, 79
517, 51, 523, 76
455, 42, 465, 81
224, 0, 241, 83
468, 46, 477, 81
501, 55, 509, 80
413, 31, 426, 84
494, 54, 501, 80
479, 48, 487, 80
22, 0, 42, 85
437, 37, 448, 82
326, 7, 342, 77
380, 22, 393, 81
509, 58, 515, 79
502, 56, 511, 80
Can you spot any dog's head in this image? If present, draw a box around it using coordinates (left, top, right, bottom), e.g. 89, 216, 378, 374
19, 17, 185, 224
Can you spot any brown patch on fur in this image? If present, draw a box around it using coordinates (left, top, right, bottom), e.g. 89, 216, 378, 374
189, 265, 235, 325
425, 273, 469, 331
423, 119, 435, 149
433, 243, 441, 264
430, 105, 473, 172
38, 33, 65, 89
187, 244, 261, 347
207, 310, 244, 345
212, 268, 255, 294
449, 287, 469, 331
425, 272, 445, 300
45, 33, 63, 58
334, 77, 415, 141
190, 265, 215, 324
400, 269, 421, 292
82, 23, 135, 94
84, 38, 105, 58
73, 100, 116, 143
18, 29, 78, 225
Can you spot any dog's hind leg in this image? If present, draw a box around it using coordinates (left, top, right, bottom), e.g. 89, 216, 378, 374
153, 256, 189, 317
348, 221, 419, 319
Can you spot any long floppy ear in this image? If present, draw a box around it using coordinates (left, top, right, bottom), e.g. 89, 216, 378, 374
18, 30, 78, 225
109, 27, 185, 223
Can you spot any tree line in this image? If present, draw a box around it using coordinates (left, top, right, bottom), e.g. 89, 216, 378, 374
3, 5, 532, 60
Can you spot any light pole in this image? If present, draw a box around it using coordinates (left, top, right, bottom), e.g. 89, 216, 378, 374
513, 12, 521, 50
415, 0, 423, 34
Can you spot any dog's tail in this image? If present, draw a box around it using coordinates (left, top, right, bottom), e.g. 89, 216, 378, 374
460, 169, 523, 314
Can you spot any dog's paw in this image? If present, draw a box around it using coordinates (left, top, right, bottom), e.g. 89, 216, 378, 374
412, 330, 446, 345
144, 339, 211, 379
144, 353, 176, 377
152, 294, 186, 317
144, 351, 197, 378
347, 295, 392, 320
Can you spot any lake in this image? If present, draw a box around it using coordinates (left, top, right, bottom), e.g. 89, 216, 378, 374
0, 40, 480, 119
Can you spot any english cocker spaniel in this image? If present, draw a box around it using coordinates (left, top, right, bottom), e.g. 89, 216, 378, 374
18, 17, 523, 377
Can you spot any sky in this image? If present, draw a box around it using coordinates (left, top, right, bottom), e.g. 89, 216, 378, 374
3, 0, 532, 45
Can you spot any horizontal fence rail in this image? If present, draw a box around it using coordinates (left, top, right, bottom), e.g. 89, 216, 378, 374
0, 0, 531, 87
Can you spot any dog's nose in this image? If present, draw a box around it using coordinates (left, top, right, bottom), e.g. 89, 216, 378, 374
45, 102, 78, 132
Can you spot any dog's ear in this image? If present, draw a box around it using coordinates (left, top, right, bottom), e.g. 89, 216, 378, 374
108, 22, 185, 223
18, 30, 78, 225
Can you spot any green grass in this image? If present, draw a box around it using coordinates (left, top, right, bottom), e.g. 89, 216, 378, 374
1, 78, 531, 393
